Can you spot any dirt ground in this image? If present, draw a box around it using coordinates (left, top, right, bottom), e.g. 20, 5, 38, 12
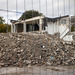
0, 66, 75, 75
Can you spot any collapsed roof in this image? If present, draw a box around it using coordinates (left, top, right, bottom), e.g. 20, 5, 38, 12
10, 15, 69, 24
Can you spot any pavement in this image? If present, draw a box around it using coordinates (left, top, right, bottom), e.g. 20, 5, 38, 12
0, 66, 75, 75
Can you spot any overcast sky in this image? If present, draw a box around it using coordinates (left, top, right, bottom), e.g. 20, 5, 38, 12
0, 0, 75, 24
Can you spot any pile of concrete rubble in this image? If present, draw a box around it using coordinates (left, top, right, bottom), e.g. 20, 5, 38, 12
0, 32, 75, 67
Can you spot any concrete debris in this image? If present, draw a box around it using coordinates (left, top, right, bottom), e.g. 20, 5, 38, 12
0, 32, 75, 67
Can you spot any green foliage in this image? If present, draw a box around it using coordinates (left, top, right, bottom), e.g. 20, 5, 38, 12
0, 16, 11, 33
19, 10, 43, 20
71, 26, 75, 32
0, 16, 5, 24
8, 25, 11, 32
0, 24, 7, 33
0, 24, 11, 33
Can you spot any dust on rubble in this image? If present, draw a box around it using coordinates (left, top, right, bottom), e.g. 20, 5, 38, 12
0, 32, 75, 67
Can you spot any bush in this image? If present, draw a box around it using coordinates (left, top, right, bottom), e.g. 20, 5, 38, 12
0, 24, 11, 33
71, 26, 75, 32
0, 24, 6, 33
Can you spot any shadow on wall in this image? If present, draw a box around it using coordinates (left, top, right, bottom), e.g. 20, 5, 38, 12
26, 24, 39, 32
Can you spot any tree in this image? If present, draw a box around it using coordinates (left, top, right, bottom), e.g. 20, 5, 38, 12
0, 16, 11, 33
0, 24, 7, 33
0, 16, 5, 24
19, 10, 43, 20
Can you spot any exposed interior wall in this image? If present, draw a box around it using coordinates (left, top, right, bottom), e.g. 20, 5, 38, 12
11, 16, 45, 33
71, 25, 75, 32
15, 23, 23, 32
26, 24, 39, 32
71, 16, 75, 32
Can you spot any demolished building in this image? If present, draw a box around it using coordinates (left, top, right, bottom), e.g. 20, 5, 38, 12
10, 15, 75, 41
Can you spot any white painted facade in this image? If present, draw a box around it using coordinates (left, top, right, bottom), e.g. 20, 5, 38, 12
45, 19, 69, 38
45, 22, 58, 34
45, 17, 74, 41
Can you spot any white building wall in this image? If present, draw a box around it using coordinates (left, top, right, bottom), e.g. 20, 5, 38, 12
46, 22, 58, 34
54, 22, 58, 33
59, 24, 69, 39
46, 21, 70, 39
63, 35, 73, 41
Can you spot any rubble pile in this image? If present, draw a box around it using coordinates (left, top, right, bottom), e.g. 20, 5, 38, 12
0, 32, 75, 67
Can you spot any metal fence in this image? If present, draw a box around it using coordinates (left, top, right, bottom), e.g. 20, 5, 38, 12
0, 0, 75, 75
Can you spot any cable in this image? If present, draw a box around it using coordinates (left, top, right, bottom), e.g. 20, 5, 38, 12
39, 0, 42, 75
69, 0, 70, 15
68, 0, 70, 75
64, 0, 65, 15
24, 0, 26, 75
52, 0, 54, 75
31, 0, 34, 75
52, 0, 54, 17
73, 2, 75, 75
46, 0, 47, 16
7, 0, 8, 33
63, 0, 66, 75
39, 0, 41, 14
74, 0, 75, 15
16, 0, 18, 19
57, 1, 59, 75
45, 0, 48, 75
73, 0, 75, 75
6, 0, 8, 75
31, 0, 33, 31
0, 9, 22, 14
16, 0, 17, 75
58, 0, 59, 16
24, 0, 26, 20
